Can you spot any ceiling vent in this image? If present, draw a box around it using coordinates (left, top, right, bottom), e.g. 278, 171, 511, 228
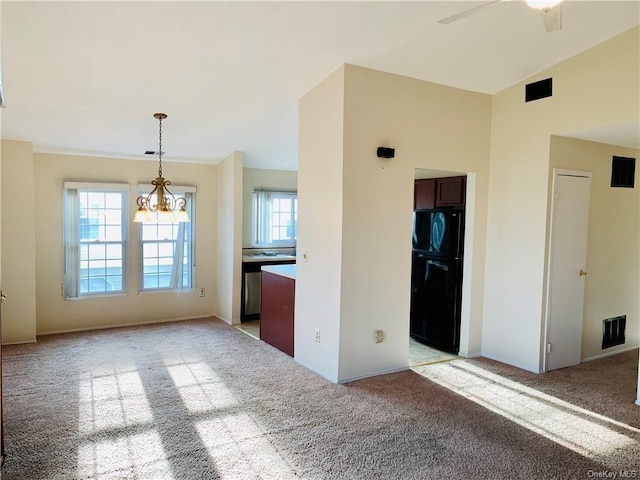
525, 78, 552, 103
611, 156, 635, 188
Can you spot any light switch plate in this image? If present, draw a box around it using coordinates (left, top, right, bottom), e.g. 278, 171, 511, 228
374, 329, 384, 343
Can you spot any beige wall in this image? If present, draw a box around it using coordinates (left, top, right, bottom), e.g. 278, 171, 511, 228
215, 151, 243, 325
296, 65, 345, 382
242, 168, 297, 247
31, 151, 217, 335
483, 26, 640, 373
1, 140, 37, 343
549, 136, 639, 360
338, 65, 491, 381
297, 64, 491, 383
0, 131, 2, 341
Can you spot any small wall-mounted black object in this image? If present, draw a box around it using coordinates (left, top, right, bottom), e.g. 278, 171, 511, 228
611, 156, 635, 188
377, 147, 395, 159
525, 78, 552, 102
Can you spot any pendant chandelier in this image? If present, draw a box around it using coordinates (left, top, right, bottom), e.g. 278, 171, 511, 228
133, 113, 189, 223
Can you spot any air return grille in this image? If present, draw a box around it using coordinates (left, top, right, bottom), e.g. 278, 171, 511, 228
611, 156, 635, 188
602, 315, 626, 349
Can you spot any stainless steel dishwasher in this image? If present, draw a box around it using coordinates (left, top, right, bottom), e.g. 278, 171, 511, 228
244, 270, 262, 317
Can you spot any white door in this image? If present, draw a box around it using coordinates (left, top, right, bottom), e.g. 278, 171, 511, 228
545, 170, 592, 371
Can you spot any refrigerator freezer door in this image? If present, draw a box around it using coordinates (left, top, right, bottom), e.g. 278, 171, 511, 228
412, 210, 463, 257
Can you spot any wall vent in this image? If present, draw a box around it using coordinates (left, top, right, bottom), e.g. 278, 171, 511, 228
525, 78, 552, 102
611, 156, 635, 188
602, 315, 626, 349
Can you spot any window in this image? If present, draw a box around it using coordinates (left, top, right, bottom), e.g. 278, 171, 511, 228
64, 183, 128, 298
253, 189, 297, 247
139, 190, 195, 291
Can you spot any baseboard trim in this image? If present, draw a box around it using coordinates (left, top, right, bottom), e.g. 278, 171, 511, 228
458, 351, 481, 359
216, 315, 243, 326
36, 314, 218, 337
481, 352, 540, 374
3, 339, 37, 346
293, 359, 410, 385
338, 365, 409, 384
294, 358, 339, 384
216, 315, 232, 325
582, 344, 639, 363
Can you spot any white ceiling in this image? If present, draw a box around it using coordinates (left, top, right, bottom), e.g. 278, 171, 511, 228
1, 1, 638, 171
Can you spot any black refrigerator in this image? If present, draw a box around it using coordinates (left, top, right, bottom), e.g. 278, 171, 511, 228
410, 209, 464, 353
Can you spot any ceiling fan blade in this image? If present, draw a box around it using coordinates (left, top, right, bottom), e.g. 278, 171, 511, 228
438, 0, 506, 25
541, 3, 562, 32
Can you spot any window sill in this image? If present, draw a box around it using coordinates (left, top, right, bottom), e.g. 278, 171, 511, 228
138, 288, 194, 295
65, 292, 127, 301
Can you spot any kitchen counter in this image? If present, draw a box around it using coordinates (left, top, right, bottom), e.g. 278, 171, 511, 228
242, 253, 296, 263
261, 264, 296, 280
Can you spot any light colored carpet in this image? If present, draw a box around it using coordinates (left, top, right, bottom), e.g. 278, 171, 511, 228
1, 317, 638, 479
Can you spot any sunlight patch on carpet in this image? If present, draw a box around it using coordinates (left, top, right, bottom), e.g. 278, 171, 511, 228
77, 365, 171, 478
196, 413, 298, 479
415, 360, 638, 460
77, 430, 173, 480
164, 357, 239, 413
78, 366, 153, 434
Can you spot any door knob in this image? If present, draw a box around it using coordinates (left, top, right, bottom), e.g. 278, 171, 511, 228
579, 270, 588, 277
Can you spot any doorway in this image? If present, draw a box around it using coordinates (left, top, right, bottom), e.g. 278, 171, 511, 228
544, 169, 592, 371
410, 168, 475, 365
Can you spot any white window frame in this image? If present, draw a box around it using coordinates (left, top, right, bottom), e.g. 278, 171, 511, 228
63, 182, 129, 299
137, 184, 196, 292
253, 188, 297, 247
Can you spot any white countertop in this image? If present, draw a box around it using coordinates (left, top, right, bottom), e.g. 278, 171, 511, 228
242, 254, 296, 263
261, 264, 296, 280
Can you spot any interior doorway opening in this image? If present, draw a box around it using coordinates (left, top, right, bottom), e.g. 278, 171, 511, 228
409, 168, 476, 367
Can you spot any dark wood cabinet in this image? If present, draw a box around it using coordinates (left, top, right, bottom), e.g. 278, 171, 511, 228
435, 176, 466, 207
260, 271, 295, 357
414, 179, 436, 210
415, 176, 466, 210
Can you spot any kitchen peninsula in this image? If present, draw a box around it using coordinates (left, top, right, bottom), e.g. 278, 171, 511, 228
260, 264, 296, 356
241, 250, 295, 322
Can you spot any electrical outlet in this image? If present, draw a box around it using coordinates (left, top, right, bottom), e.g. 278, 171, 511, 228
374, 329, 384, 343
315, 329, 321, 343
199, 288, 206, 297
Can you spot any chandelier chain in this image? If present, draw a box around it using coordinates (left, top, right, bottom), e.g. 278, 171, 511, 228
158, 116, 163, 178
133, 112, 189, 223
